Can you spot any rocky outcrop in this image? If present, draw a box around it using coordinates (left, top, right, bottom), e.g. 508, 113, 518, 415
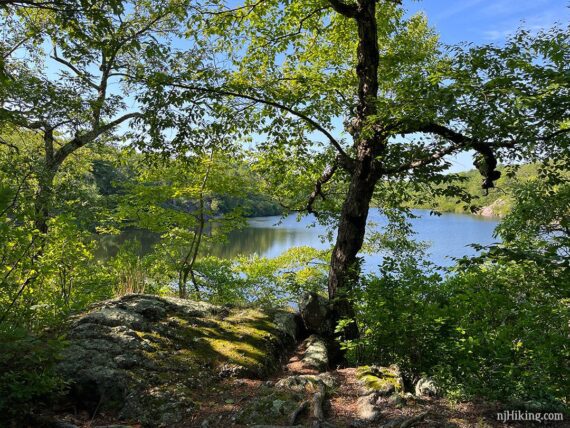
356, 365, 404, 397
57, 294, 299, 427
477, 198, 507, 217
299, 292, 333, 337
275, 373, 337, 393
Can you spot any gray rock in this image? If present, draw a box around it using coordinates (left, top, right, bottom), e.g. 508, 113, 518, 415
415, 377, 439, 397
94, 425, 135, 428
218, 362, 248, 378
356, 392, 381, 422
275, 373, 337, 392
119, 384, 195, 427
52, 422, 80, 428
299, 292, 333, 336
78, 307, 147, 330
302, 335, 329, 372
379, 412, 428, 428
387, 394, 406, 408
57, 294, 297, 428
273, 311, 299, 342
236, 392, 301, 425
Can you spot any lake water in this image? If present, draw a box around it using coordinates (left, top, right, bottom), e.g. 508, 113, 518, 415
214, 209, 500, 271
97, 209, 500, 271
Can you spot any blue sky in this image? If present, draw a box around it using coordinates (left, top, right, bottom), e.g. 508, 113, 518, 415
407, 0, 569, 45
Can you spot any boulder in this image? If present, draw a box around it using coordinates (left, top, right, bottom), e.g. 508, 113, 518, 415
356, 392, 381, 422
57, 294, 298, 427
414, 377, 439, 397
273, 311, 301, 343
298, 292, 333, 336
235, 388, 303, 426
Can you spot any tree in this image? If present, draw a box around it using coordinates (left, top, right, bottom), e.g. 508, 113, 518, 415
138, 1, 568, 342
114, 149, 251, 298
0, 0, 187, 232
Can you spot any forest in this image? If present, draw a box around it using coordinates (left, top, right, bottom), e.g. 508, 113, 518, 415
0, 0, 568, 427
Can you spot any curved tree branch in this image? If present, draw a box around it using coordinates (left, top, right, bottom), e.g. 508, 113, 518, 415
53, 112, 141, 168
384, 123, 518, 192
306, 159, 339, 215
328, 0, 358, 18
173, 82, 352, 164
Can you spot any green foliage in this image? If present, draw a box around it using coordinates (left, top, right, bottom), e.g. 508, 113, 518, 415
0, 329, 67, 422
1, 0, 568, 417
347, 213, 448, 375
190, 246, 329, 306
435, 262, 568, 404
409, 163, 542, 215
348, 176, 569, 406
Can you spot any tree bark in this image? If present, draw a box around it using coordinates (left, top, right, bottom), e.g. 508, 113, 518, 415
34, 171, 55, 234
327, 0, 383, 343
34, 129, 57, 234
328, 146, 381, 341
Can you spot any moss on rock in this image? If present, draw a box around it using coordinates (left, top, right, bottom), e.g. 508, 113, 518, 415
356, 365, 404, 396
58, 294, 299, 427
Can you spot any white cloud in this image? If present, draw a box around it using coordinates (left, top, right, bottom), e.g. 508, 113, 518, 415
481, 6, 568, 42
433, 0, 488, 21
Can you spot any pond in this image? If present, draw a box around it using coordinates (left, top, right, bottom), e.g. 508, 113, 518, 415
96, 209, 500, 271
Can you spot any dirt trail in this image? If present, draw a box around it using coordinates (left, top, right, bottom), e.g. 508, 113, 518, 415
190, 340, 542, 428
41, 335, 567, 428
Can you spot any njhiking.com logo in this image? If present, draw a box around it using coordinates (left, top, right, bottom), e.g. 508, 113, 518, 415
497, 410, 564, 424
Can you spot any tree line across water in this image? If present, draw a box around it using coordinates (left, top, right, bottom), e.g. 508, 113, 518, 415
0, 0, 568, 422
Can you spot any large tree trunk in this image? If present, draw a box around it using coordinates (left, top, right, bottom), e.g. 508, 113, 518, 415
34, 176, 53, 234
328, 146, 380, 342
327, 0, 382, 343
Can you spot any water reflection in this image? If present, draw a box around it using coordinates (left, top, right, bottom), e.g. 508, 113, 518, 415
210, 223, 329, 259
96, 209, 500, 270
94, 229, 161, 259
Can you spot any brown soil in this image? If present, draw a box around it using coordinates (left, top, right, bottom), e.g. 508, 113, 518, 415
40, 341, 569, 428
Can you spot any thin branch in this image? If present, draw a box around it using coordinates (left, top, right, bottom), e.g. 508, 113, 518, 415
2, 36, 31, 59
0, 170, 32, 217
385, 122, 516, 174
0, 135, 20, 153
306, 159, 339, 215
173, 82, 351, 163
385, 145, 458, 175
542, 128, 570, 142
51, 46, 99, 90
260, 7, 328, 47
0, 0, 66, 10
188, 0, 267, 17
0, 108, 48, 130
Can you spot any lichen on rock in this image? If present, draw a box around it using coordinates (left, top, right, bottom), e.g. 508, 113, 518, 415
57, 294, 299, 427
275, 373, 337, 393
301, 334, 329, 372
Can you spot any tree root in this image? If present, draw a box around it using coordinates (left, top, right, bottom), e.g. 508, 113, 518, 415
289, 400, 309, 425
312, 382, 326, 421
380, 411, 429, 428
